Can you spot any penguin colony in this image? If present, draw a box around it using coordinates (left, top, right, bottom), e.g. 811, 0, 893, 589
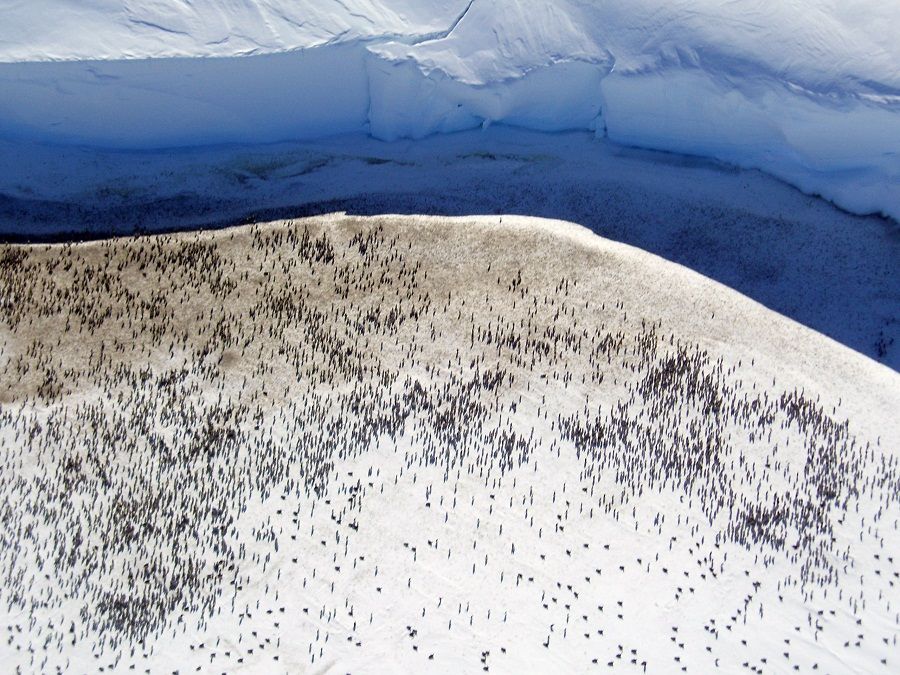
0, 214, 897, 674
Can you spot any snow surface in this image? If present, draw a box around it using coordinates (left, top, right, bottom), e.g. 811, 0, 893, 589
2, 128, 897, 370
1, 214, 898, 673
1, 1, 898, 219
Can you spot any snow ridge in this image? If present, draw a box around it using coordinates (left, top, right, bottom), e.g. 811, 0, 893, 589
0, 1, 898, 220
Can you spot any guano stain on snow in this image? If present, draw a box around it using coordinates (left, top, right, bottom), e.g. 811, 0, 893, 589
0, 214, 897, 673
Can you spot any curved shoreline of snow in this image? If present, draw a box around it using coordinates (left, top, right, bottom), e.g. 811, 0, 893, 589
4, 126, 896, 368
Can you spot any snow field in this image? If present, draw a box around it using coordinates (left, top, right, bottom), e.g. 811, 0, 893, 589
0, 215, 897, 672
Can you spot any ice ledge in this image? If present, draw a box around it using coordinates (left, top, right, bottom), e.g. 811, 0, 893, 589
0, 6, 898, 222
598, 69, 900, 222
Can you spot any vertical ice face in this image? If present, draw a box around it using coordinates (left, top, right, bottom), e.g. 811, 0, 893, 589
598, 69, 900, 219
0, 0, 898, 218
364, 0, 613, 139
359, 0, 900, 218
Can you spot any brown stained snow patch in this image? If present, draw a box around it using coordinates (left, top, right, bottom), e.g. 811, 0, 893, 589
0, 214, 897, 674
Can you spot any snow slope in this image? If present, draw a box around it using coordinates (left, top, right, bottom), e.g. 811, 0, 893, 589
0, 1, 898, 219
1, 214, 898, 673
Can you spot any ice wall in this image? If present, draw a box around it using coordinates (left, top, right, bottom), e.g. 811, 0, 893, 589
0, 45, 371, 147
600, 71, 900, 221
1, 0, 898, 220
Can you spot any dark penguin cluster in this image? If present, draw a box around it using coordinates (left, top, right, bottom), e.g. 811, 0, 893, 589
0, 216, 897, 673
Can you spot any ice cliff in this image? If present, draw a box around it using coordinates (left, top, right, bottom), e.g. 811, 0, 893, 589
1, 0, 898, 219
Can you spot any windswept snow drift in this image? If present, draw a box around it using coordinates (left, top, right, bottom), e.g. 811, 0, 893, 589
1, 0, 899, 219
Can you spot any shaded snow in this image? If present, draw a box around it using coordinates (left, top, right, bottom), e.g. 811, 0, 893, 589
0, 1, 898, 219
2, 129, 898, 369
